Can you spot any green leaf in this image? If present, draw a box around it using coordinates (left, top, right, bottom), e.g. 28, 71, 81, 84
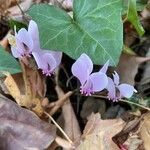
127, 0, 145, 36
0, 46, 21, 75
28, 0, 123, 65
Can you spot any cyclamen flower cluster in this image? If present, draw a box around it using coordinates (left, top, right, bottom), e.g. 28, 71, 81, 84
10, 20, 62, 76
71, 53, 137, 102
10, 20, 137, 102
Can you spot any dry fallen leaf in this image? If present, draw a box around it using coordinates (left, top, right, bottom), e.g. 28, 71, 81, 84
76, 113, 125, 150
4, 60, 46, 116
139, 113, 150, 150
55, 85, 81, 143
116, 53, 150, 85
7, 0, 33, 17
0, 94, 56, 150
112, 116, 143, 148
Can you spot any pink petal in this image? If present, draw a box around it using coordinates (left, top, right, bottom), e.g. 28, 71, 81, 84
11, 38, 27, 58
11, 46, 22, 58
71, 53, 93, 85
32, 51, 44, 69
42, 52, 57, 72
118, 84, 137, 98
28, 20, 41, 51
99, 60, 109, 74
113, 71, 120, 86
43, 50, 62, 66
33, 51, 57, 75
106, 77, 116, 100
90, 72, 108, 92
17, 28, 33, 52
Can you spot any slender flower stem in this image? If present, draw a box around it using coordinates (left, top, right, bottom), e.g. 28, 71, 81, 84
120, 99, 150, 111
44, 111, 73, 144
91, 94, 150, 112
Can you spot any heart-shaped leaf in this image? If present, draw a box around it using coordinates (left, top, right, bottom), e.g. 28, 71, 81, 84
0, 46, 21, 75
28, 0, 123, 65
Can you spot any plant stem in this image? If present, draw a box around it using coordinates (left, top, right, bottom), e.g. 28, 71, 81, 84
91, 94, 150, 111
44, 111, 73, 144
120, 99, 150, 111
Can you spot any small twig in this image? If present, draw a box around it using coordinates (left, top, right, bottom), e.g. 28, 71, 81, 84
49, 91, 74, 115
15, 0, 25, 15
44, 111, 73, 144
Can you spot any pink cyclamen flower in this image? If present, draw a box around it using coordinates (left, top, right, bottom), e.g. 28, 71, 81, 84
29, 20, 62, 76
10, 20, 62, 76
10, 22, 34, 58
71, 53, 108, 96
32, 50, 62, 76
106, 71, 137, 102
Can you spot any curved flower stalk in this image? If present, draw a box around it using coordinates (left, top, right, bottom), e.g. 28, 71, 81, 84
71, 53, 108, 96
106, 71, 137, 102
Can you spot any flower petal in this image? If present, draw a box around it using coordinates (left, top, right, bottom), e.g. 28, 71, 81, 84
71, 53, 93, 85
99, 60, 109, 74
118, 84, 137, 98
106, 77, 116, 100
42, 52, 57, 72
43, 50, 62, 66
17, 28, 33, 52
90, 72, 108, 92
28, 20, 40, 51
11, 46, 22, 58
113, 71, 120, 86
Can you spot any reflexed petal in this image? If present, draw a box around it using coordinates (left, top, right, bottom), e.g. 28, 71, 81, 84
106, 77, 116, 100
42, 52, 57, 72
43, 50, 62, 66
28, 20, 40, 51
118, 84, 137, 98
11, 46, 22, 58
11, 38, 27, 58
32, 51, 44, 69
17, 28, 33, 51
90, 72, 108, 92
71, 53, 93, 85
113, 71, 120, 86
99, 60, 109, 74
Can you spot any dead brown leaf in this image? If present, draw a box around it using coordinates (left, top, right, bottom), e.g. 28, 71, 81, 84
139, 113, 150, 150
7, 0, 33, 17
49, 0, 73, 11
116, 53, 150, 85
112, 116, 143, 148
55, 85, 81, 143
0, 94, 56, 150
76, 113, 125, 150
4, 60, 46, 116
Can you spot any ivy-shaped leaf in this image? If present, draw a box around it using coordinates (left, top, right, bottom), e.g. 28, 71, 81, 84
0, 46, 21, 75
28, 0, 123, 65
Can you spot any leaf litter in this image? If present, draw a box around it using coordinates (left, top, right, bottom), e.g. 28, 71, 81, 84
0, 0, 150, 150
